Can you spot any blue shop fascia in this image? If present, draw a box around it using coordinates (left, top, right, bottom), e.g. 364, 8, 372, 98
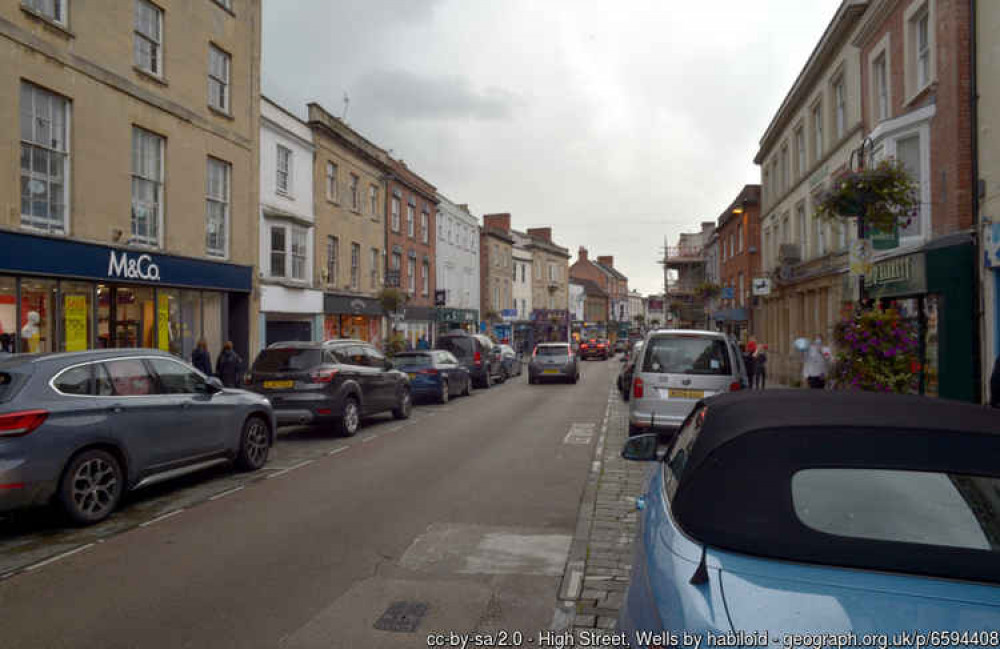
0, 230, 253, 363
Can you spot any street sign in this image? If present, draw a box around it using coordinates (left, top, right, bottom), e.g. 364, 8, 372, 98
848, 239, 873, 276
869, 224, 899, 251
434, 290, 447, 307
751, 277, 771, 296
721, 287, 734, 300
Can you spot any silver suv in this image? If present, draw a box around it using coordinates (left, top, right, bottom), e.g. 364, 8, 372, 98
627, 329, 747, 438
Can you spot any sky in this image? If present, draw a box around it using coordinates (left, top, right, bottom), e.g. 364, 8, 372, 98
262, 0, 843, 295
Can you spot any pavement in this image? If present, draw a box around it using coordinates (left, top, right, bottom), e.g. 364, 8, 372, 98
0, 359, 620, 648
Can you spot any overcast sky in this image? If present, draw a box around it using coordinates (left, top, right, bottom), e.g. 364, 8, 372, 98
262, 0, 842, 295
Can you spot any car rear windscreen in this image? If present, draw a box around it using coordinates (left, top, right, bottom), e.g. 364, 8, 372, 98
438, 337, 474, 359
536, 346, 568, 357
642, 336, 731, 375
253, 348, 323, 373
393, 354, 432, 368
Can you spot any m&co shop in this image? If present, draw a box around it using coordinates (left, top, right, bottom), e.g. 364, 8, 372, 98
0, 230, 253, 363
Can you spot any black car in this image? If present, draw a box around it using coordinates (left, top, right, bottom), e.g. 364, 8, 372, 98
246, 340, 412, 436
435, 332, 504, 388
498, 344, 523, 380
579, 338, 610, 360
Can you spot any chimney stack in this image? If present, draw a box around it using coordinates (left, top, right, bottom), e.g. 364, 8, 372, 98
527, 227, 552, 243
482, 213, 511, 233
597, 255, 614, 268
578, 246, 589, 261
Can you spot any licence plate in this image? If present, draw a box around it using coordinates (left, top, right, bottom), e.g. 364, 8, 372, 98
543, 369, 560, 374
407, 373, 416, 380
668, 389, 704, 399
263, 380, 294, 389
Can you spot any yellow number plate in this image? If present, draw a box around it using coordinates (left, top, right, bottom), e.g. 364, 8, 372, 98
543, 369, 560, 374
407, 373, 416, 380
668, 389, 704, 399
263, 380, 294, 389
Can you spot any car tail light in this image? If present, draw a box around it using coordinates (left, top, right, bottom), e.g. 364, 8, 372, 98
310, 369, 339, 384
0, 410, 48, 438
532, 348, 538, 358
632, 377, 644, 399
730, 381, 742, 392
581, 343, 589, 349
243, 372, 253, 386
419, 369, 439, 375
474, 351, 482, 366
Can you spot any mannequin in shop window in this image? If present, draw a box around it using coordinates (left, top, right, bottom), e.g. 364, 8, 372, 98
21, 311, 41, 353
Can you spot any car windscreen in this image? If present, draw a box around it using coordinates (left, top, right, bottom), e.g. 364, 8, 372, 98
393, 353, 432, 368
642, 336, 730, 375
437, 337, 474, 359
536, 346, 568, 357
253, 348, 324, 373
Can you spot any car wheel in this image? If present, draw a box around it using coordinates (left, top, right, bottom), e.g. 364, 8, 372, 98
439, 381, 450, 404
336, 397, 361, 437
500, 367, 509, 383
236, 416, 271, 471
393, 387, 412, 419
571, 373, 579, 384
58, 449, 124, 526
483, 368, 492, 389
528, 374, 536, 385
462, 376, 472, 396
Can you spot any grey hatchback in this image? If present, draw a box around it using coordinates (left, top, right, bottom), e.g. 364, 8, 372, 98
0, 349, 275, 525
528, 343, 580, 384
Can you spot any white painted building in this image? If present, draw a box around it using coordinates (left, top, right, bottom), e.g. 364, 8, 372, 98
511, 231, 534, 321
435, 195, 481, 332
627, 290, 644, 327
569, 281, 586, 322
258, 97, 323, 348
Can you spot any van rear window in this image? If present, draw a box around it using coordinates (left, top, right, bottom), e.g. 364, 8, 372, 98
253, 348, 323, 373
536, 346, 568, 357
438, 337, 473, 358
642, 336, 730, 375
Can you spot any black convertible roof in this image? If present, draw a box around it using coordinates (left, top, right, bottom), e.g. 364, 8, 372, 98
670, 390, 1000, 585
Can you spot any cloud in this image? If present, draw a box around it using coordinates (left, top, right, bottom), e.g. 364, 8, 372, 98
350, 69, 520, 122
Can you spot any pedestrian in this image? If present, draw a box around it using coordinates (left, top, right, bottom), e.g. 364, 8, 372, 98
215, 341, 244, 388
743, 339, 756, 386
754, 344, 768, 389
191, 338, 213, 376
990, 353, 1000, 408
803, 336, 829, 389
417, 335, 430, 350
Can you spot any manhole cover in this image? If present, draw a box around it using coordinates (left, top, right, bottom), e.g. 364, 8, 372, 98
373, 601, 429, 633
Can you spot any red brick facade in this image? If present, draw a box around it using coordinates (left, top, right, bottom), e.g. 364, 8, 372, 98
385, 159, 437, 309
717, 185, 762, 312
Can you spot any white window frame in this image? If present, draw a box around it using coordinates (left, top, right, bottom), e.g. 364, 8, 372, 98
391, 196, 400, 232
269, 222, 308, 281
20, 81, 70, 234
349, 173, 359, 211
794, 126, 806, 179
350, 242, 360, 290
133, 0, 163, 77
812, 100, 824, 162
130, 126, 164, 247
326, 235, 339, 286
407, 203, 415, 237
326, 161, 337, 202
871, 39, 891, 123
290, 226, 307, 281
422, 259, 429, 296
833, 76, 847, 140
369, 184, 378, 218
208, 44, 231, 113
421, 211, 428, 244
24, 0, 67, 25
205, 157, 230, 258
269, 224, 287, 279
276, 144, 292, 196
873, 122, 931, 246
407, 256, 416, 295
904, 1, 935, 101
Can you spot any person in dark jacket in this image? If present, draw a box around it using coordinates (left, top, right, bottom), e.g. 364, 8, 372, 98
191, 338, 213, 376
753, 344, 768, 389
990, 353, 1000, 408
215, 341, 244, 388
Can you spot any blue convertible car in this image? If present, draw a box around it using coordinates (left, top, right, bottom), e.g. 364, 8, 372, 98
619, 390, 1000, 648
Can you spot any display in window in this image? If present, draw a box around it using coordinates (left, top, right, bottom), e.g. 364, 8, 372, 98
63, 294, 89, 352
924, 294, 939, 398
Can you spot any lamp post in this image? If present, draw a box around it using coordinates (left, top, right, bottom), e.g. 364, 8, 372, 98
848, 137, 875, 308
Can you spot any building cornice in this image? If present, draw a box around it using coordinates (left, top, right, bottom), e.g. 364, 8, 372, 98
851, 0, 900, 47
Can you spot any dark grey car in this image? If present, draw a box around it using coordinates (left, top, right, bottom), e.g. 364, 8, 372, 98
0, 349, 275, 525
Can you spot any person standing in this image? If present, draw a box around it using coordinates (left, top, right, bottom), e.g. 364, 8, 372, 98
803, 336, 829, 389
191, 338, 213, 376
215, 341, 244, 388
417, 335, 430, 350
754, 344, 768, 389
743, 339, 756, 388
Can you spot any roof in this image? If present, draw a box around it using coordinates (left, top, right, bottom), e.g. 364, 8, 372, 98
670, 389, 1000, 585
594, 261, 627, 282
573, 278, 607, 298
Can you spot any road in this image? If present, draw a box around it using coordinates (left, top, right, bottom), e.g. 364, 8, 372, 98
0, 358, 618, 648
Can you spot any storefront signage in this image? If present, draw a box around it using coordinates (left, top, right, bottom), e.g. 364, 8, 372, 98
864, 253, 926, 298
0, 230, 252, 292
108, 251, 160, 281
720, 287, 734, 300
751, 277, 771, 296
434, 290, 447, 307
436, 308, 477, 323
63, 294, 88, 352
323, 294, 382, 316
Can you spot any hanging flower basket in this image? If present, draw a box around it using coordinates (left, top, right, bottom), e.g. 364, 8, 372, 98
831, 305, 921, 393
814, 159, 919, 235
695, 282, 721, 299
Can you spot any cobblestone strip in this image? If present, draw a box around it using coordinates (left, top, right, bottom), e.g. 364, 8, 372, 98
553, 371, 650, 637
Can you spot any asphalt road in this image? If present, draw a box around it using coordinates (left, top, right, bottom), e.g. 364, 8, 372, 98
0, 357, 619, 648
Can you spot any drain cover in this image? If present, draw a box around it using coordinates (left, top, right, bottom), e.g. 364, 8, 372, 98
373, 601, 429, 633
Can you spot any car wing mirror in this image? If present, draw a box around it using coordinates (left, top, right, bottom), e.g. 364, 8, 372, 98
206, 376, 224, 393
621, 434, 659, 462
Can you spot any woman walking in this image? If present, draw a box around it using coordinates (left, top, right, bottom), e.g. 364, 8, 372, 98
216, 341, 244, 388
753, 344, 768, 389
191, 338, 213, 376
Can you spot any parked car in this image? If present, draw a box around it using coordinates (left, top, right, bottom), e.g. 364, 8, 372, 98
619, 391, 1000, 646
392, 351, 471, 403
528, 343, 579, 384
578, 338, 609, 361
0, 349, 274, 525
498, 344, 523, 380
246, 339, 411, 436
435, 332, 504, 388
628, 329, 746, 438
617, 341, 644, 401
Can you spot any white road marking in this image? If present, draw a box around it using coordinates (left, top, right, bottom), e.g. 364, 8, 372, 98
139, 509, 185, 528
326, 446, 349, 456
209, 485, 244, 501
267, 459, 314, 479
361, 434, 377, 443
24, 543, 95, 571
563, 422, 596, 445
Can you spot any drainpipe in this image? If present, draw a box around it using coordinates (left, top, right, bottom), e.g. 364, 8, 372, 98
971, 0, 984, 403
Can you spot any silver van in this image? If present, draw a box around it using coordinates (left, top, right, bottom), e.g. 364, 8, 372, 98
627, 329, 747, 437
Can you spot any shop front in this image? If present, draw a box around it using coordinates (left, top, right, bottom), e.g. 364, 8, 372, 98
860, 235, 976, 402
401, 306, 435, 348
531, 309, 570, 343
435, 308, 478, 337
0, 230, 253, 363
323, 294, 384, 345
260, 284, 323, 348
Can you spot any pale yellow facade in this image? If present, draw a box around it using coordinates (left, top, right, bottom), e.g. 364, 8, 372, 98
531, 247, 570, 311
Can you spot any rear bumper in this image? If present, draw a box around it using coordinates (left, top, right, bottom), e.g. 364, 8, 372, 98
0, 459, 56, 512
271, 394, 345, 426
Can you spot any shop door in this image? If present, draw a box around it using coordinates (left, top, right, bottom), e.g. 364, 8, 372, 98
266, 321, 312, 346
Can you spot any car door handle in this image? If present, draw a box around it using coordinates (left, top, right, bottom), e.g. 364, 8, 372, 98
110, 403, 125, 414
182, 402, 192, 409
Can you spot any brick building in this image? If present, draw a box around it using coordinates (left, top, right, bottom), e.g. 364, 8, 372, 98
713, 185, 762, 340
852, 0, 977, 401
386, 159, 437, 346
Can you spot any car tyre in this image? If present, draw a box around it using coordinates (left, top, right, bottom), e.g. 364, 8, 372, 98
528, 374, 536, 385
336, 397, 361, 437
58, 448, 124, 526
462, 376, 472, 396
236, 416, 271, 471
393, 387, 412, 420
439, 381, 450, 404
571, 373, 579, 384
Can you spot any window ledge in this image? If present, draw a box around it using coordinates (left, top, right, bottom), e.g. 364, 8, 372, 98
206, 251, 229, 261
326, 198, 340, 206
134, 66, 168, 86
276, 190, 294, 201
20, 5, 74, 38
208, 104, 234, 120
903, 82, 936, 110
20, 222, 67, 237
351, 208, 362, 215
211, 0, 236, 17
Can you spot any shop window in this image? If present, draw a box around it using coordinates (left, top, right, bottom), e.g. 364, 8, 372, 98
20, 277, 56, 353
0, 277, 18, 353
159, 289, 182, 356
105, 286, 155, 348
181, 290, 202, 361
203, 291, 223, 363
897, 135, 923, 239
60, 281, 92, 352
